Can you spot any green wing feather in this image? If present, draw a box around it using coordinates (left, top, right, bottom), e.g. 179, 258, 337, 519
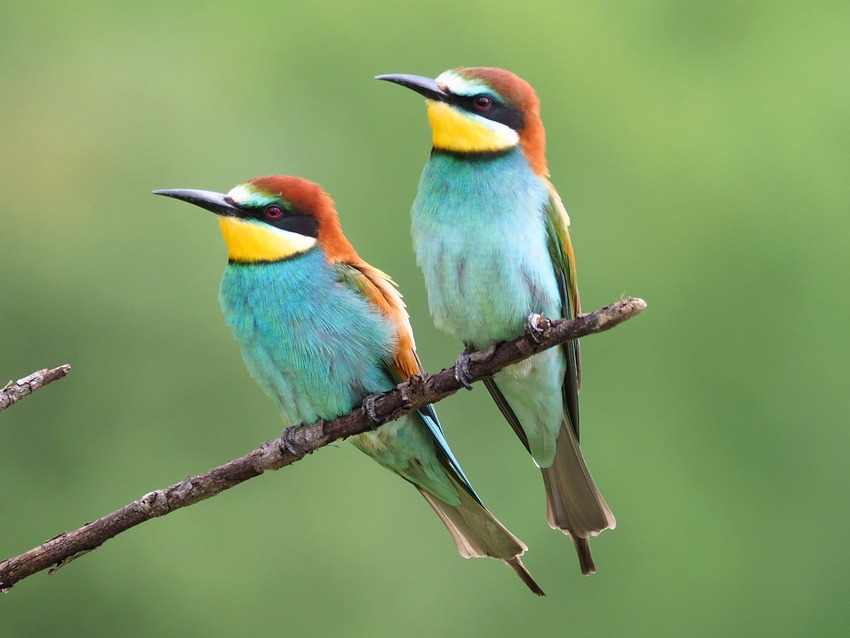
543, 182, 582, 440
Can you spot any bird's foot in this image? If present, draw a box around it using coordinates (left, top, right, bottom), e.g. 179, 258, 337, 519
525, 313, 548, 344
281, 426, 304, 458
362, 393, 382, 424
455, 345, 476, 390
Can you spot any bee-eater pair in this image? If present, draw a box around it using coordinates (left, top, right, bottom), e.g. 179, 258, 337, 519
155, 66, 614, 595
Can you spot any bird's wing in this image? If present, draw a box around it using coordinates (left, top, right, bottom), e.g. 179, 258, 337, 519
333, 259, 482, 503
543, 180, 582, 439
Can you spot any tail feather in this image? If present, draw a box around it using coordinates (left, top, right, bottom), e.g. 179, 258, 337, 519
506, 557, 546, 596
418, 478, 545, 596
570, 537, 596, 575
541, 423, 616, 575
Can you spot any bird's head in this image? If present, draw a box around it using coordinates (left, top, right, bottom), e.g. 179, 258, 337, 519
154, 176, 357, 264
377, 67, 547, 175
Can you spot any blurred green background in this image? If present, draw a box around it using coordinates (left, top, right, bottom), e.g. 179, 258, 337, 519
2, 1, 848, 636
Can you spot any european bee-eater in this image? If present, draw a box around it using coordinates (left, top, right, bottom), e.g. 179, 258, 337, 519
154, 175, 543, 594
377, 68, 615, 574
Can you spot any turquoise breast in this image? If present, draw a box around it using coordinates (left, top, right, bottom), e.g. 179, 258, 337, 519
218, 248, 397, 425
412, 148, 561, 348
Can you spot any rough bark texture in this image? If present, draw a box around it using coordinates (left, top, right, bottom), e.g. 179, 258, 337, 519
0, 365, 71, 413
0, 297, 646, 592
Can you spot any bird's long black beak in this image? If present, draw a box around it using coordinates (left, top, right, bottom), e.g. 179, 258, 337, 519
153, 189, 239, 217
375, 73, 449, 102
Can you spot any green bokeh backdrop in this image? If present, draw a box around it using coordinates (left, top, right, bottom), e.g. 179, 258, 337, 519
2, 2, 848, 636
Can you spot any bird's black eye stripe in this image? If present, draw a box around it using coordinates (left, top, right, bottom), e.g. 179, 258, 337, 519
451, 94, 526, 130
242, 204, 320, 238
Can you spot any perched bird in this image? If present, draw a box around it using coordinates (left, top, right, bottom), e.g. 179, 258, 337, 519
154, 175, 543, 594
377, 68, 616, 574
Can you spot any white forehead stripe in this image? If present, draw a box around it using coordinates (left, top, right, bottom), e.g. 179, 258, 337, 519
226, 183, 278, 207
226, 184, 253, 205
436, 70, 489, 97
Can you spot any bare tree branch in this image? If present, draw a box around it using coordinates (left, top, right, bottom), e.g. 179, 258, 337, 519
0, 297, 646, 592
0, 365, 71, 413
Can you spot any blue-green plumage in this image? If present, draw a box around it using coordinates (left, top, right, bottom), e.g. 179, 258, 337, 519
413, 149, 614, 572
220, 249, 396, 426
413, 149, 566, 466
414, 149, 558, 346
220, 247, 460, 504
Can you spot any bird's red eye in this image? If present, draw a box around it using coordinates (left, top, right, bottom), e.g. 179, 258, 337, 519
473, 95, 491, 109
265, 206, 283, 219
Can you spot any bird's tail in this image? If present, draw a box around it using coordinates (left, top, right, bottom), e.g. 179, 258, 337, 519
417, 476, 545, 596
541, 423, 616, 575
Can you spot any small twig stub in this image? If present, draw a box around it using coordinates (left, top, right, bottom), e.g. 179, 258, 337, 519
0, 365, 71, 413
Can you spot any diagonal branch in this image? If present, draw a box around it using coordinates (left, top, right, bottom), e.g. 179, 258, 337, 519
0, 297, 646, 592
0, 365, 71, 413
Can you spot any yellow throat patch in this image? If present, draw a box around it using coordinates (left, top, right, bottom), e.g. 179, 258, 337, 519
218, 216, 316, 262
427, 101, 519, 153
